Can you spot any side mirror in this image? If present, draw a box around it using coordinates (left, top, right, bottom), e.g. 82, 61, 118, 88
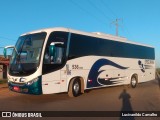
3, 48, 7, 58
49, 43, 55, 57
49, 42, 64, 57
48, 42, 64, 64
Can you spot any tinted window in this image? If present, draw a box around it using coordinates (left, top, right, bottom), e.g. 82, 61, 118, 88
69, 33, 155, 60
69, 34, 98, 58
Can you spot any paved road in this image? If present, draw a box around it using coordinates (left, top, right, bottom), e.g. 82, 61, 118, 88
0, 79, 160, 120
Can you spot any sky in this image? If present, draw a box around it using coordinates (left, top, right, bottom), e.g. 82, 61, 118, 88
0, 0, 159, 67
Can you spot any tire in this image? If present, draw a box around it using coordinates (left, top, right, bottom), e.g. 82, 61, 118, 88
130, 75, 138, 88
68, 78, 81, 97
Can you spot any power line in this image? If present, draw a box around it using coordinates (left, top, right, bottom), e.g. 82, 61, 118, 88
70, 0, 107, 25
0, 36, 16, 41
0, 41, 15, 48
0, 35, 16, 48
87, 0, 112, 21
100, 0, 118, 18
100, 0, 133, 38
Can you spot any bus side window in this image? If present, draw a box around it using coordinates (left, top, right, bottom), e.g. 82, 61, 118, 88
42, 31, 68, 74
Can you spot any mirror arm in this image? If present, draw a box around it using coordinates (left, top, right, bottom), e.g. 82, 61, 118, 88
54, 42, 64, 45
50, 42, 64, 45
4, 45, 19, 56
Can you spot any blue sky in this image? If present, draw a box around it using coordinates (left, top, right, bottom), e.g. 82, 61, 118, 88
0, 0, 159, 67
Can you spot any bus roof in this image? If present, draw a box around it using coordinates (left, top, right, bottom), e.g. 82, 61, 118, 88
21, 27, 154, 48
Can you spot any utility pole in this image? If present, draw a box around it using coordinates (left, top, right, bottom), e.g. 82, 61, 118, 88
112, 18, 122, 36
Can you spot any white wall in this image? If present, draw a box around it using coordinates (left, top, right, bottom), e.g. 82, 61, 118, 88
0, 65, 3, 79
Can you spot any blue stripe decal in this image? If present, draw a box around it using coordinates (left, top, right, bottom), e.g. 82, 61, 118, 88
87, 59, 129, 88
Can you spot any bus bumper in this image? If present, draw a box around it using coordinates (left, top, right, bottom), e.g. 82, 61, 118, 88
8, 76, 42, 95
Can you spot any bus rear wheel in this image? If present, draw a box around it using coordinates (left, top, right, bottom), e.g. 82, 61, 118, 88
68, 78, 81, 97
130, 75, 138, 88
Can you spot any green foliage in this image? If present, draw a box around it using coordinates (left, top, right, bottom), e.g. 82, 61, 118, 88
156, 68, 160, 74
0, 79, 7, 84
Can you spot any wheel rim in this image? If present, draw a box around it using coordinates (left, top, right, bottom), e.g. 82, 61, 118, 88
131, 77, 136, 86
73, 82, 80, 94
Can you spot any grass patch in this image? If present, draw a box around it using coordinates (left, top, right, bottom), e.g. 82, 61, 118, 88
0, 79, 7, 84
157, 68, 160, 74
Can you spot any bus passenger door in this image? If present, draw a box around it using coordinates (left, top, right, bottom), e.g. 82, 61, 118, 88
60, 69, 67, 92
42, 31, 69, 94
42, 70, 61, 94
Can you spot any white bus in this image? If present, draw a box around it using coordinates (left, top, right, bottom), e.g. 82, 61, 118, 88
4, 27, 155, 97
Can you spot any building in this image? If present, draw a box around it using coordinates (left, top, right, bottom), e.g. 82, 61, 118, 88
0, 55, 9, 79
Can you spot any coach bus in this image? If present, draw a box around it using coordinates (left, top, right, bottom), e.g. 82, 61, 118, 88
4, 27, 155, 97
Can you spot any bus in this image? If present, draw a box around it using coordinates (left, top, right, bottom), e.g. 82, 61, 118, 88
4, 27, 155, 97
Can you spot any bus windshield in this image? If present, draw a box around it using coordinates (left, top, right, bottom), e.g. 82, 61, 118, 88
9, 32, 46, 76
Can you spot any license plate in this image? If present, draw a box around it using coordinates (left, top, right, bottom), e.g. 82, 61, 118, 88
13, 86, 20, 92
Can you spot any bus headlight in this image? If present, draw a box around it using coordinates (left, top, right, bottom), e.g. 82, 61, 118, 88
7, 76, 11, 83
8, 79, 10, 83
26, 77, 38, 86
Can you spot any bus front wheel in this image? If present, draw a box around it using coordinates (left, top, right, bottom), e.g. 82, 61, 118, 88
68, 78, 81, 97
130, 75, 138, 88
